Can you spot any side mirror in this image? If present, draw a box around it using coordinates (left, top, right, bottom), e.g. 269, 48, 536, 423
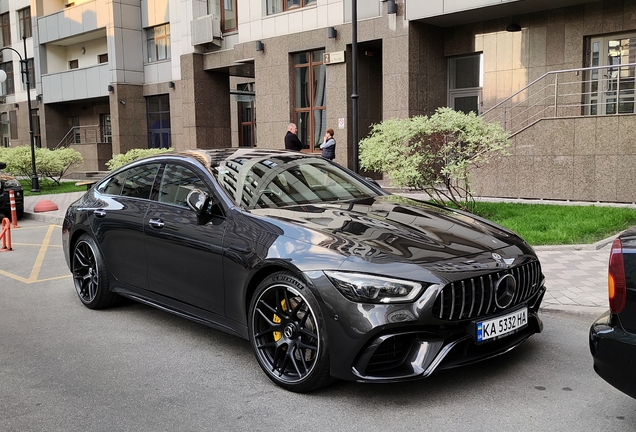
0, 162, 6, 170
187, 189, 215, 225
186, 189, 210, 215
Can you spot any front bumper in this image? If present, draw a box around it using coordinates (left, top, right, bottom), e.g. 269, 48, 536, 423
589, 310, 636, 399
306, 271, 545, 383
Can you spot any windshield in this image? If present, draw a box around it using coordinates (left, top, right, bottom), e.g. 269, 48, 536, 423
211, 155, 379, 209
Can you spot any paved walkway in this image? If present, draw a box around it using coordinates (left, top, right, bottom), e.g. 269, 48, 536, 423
16, 190, 613, 316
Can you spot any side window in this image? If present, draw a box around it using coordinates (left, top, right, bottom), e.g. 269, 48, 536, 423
158, 164, 209, 208
96, 171, 126, 195
120, 164, 160, 199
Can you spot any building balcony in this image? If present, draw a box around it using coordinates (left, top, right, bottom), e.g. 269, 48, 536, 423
36, 0, 109, 45
406, 0, 599, 26
41, 63, 110, 103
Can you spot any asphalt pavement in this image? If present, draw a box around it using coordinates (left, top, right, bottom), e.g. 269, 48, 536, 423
5, 190, 618, 316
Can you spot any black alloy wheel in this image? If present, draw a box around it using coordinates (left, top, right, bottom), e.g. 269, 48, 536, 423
249, 271, 332, 392
72, 234, 118, 309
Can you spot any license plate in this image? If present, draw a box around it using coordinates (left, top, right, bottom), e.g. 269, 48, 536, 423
476, 307, 528, 342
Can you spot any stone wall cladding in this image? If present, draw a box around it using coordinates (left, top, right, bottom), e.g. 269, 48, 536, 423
472, 115, 636, 203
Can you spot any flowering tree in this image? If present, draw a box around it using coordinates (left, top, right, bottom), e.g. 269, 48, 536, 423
359, 107, 510, 212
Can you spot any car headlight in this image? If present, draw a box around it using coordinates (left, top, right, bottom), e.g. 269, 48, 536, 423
325, 271, 425, 303
3, 179, 20, 188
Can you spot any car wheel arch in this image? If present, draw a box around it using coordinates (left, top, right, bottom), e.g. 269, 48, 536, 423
243, 264, 311, 320
69, 228, 92, 254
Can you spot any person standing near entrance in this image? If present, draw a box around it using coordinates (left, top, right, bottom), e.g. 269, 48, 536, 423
284, 123, 303, 151
320, 128, 336, 161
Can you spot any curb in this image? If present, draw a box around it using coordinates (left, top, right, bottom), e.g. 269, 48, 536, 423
540, 304, 607, 317
23, 211, 64, 226
533, 234, 619, 251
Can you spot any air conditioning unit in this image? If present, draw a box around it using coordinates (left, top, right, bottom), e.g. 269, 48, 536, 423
191, 15, 222, 47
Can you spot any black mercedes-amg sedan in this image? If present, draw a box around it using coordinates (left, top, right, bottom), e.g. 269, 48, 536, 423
62, 148, 545, 392
590, 229, 636, 399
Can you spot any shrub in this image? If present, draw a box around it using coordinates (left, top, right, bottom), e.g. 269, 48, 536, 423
106, 148, 173, 171
0, 146, 83, 185
359, 107, 510, 212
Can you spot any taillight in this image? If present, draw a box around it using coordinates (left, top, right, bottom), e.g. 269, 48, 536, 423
608, 238, 627, 313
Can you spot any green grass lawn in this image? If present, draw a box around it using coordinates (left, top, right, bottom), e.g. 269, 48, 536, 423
473, 201, 636, 246
19, 179, 87, 196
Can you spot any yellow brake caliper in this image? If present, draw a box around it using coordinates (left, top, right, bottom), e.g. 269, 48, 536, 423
273, 299, 287, 341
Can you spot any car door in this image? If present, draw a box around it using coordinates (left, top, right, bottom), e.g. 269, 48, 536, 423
91, 163, 160, 290
144, 163, 226, 316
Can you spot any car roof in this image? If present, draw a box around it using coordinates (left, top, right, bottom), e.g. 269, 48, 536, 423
180, 148, 310, 165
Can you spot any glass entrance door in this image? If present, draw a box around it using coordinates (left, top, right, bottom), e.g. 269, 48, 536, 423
587, 34, 636, 115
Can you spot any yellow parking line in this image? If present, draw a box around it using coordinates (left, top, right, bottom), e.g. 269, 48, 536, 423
0, 269, 30, 283
0, 224, 70, 284
28, 224, 56, 282
12, 243, 62, 248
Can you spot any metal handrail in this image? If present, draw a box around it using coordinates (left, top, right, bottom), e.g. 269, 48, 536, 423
480, 62, 636, 136
55, 124, 101, 149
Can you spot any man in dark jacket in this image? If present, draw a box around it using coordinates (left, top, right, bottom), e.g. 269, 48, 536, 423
284, 123, 303, 151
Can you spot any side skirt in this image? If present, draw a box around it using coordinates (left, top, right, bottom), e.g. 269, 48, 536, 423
112, 286, 249, 339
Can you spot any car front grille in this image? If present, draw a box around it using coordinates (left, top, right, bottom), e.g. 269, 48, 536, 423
432, 260, 542, 321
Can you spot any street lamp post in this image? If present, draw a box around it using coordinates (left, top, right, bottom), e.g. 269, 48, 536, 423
0, 36, 39, 192
351, 0, 359, 173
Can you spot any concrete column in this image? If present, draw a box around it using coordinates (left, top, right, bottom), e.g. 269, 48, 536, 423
180, 53, 231, 149
109, 84, 147, 155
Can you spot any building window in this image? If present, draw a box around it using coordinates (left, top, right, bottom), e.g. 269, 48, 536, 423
100, 114, 112, 143
70, 116, 80, 143
236, 83, 256, 147
0, 13, 10, 47
146, 24, 171, 63
32, 109, 41, 148
292, 49, 326, 152
69, 59, 79, 69
208, 0, 237, 32
98, 53, 108, 64
1, 113, 8, 147
22, 58, 34, 90
448, 53, 483, 114
147, 95, 171, 148
0, 62, 14, 95
267, 0, 316, 15
586, 33, 636, 115
18, 7, 31, 39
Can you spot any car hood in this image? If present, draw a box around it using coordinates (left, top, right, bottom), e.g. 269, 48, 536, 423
248, 195, 531, 266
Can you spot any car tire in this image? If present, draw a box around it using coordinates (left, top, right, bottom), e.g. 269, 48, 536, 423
248, 271, 333, 392
71, 234, 119, 309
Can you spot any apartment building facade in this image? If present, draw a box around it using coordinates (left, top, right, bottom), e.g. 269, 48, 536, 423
0, 0, 38, 149
1, 0, 634, 202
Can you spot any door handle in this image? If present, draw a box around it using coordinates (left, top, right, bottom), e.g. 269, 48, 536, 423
148, 218, 165, 229
93, 209, 106, 218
